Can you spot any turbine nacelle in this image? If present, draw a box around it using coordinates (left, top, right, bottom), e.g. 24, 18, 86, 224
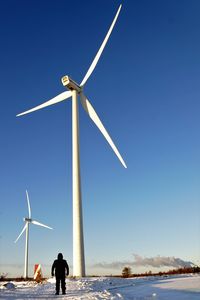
61, 76, 81, 93
24, 217, 32, 222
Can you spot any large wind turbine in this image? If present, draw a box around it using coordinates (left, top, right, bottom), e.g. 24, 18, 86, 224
17, 4, 126, 277
15, 190, 53, 279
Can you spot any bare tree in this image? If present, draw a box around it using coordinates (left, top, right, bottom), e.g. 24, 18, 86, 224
122, 266, 132, 278
0, 273, 8, 281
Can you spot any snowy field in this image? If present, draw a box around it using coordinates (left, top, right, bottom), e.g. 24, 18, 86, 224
0, 274, 199, 299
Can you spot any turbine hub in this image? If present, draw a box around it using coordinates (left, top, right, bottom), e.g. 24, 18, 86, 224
24, 217, 32, 222
61, 76, 81, 93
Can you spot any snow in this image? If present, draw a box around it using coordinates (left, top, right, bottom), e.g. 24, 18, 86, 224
0, 274, 199, 299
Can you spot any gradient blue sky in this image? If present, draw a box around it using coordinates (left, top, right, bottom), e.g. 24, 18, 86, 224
0, 0, 199, 277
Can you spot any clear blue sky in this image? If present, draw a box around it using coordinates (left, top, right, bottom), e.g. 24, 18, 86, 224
0, 0, 199, 277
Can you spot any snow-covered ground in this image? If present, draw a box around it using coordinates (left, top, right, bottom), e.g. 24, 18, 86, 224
0, 274, 199, 299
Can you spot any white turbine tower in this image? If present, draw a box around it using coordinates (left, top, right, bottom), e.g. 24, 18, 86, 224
17, 4, 126, 277
15, 190, 53, 279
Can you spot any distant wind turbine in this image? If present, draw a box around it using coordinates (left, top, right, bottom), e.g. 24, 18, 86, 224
15, 190, 53, 279
17, 4, 126, 277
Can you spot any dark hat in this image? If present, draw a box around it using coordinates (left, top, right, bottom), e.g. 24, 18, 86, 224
58, 253, 63, 260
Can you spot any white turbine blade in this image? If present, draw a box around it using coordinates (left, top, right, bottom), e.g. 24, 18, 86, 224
26, 190, 31, 219
80, 4, 122, 87
15, 223, 27, 243
80, 93, 127, 168
16, 91, 72, 117
31, 220, 53, 230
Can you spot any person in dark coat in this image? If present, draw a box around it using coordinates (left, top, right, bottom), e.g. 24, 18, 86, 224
51, 253, 69, 295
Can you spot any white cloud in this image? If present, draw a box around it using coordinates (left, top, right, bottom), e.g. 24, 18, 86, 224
93, 254, 194, 269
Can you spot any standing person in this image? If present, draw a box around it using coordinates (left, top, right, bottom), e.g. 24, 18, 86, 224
51, 253, 69, 295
